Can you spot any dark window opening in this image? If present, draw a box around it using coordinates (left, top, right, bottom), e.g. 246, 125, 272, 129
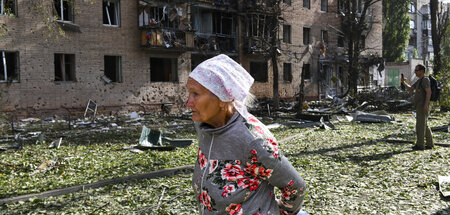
303, 0, 310, 9
54, 0, 74, 22
283, 63, 292, 82
283, 0, 291, 6
322, 30, 328, 46
338, 36, 344, 47
1, 0, 16, 16
54, 53, 76, 81
250, 61, 268, 82
103, 0, 120, 26
0, 51, 19, 82
302, 64, 310, 80
104, 56, 122, 83
283, 25, 291, 43
321, 0, 328, 12
139, 4, 179, 29
303, 27, 310, 45
150, 57, 178, 82
212, 12, 235, 35
409, 33, 417, 46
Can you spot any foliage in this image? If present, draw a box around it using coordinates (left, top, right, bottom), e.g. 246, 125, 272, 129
382, 0, 410, 62
1, 113, 449, 214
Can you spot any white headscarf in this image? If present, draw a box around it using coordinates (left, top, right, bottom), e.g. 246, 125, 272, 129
189, 54, 254, 120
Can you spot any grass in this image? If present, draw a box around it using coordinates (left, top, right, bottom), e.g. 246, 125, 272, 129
0, 112, 449, 214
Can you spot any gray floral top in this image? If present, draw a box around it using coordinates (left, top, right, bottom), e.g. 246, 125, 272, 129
192, 112, 306, 215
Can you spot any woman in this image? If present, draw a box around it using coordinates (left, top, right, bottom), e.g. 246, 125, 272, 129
186, 54, 306, 215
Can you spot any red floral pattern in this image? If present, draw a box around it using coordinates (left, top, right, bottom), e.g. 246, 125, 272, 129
221, 163, 245, 181
199, 190, 213, 211
198, 149, 207, 169
226, 203, 243, 215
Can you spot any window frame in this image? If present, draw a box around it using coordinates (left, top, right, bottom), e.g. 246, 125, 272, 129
321, 30, 328, 46
104, 55, 122, 83
303, 27, 310, 45
303, 0, 310, 9
283, 63, 292, 83
283, 0, 291, 6
54, 53, 76, 82
0, 0, 16, 16
337, 35, 345, 48
283, 24, 291, 44
321, 0, 328, 12
249, 61, 268, 83
103, 0, 120, 27
54, 0, 74, 22
150, 57, 179, 83
0, 50, 19, 83
302, 63, 311, 81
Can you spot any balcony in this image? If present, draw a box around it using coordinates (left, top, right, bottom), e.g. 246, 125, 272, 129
191, 6, 238, 54
138, 1, 193, 52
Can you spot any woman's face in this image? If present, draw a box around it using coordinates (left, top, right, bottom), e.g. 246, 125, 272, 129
186, 78, 223, 125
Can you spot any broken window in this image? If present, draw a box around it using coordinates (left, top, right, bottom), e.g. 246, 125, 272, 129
321, 30, 328, 46
103, 0, 120, 26
338, 35, 344, 47
283, 25, 291, 43
54, 54, 76, 82
150, 57, 178, 82
303, 0, 310, 9
0, 0, 15, 16
302, 64, 310, 80
0, 51, 19, 82
250, 61, 268, 83
54, 0, 74, 22
104, 56, 122, 83
246, 13, 271, 38
303, 27, 310, 45
283, 63, 292, 82
321, 0, 328, 12
138, 3, 180, 29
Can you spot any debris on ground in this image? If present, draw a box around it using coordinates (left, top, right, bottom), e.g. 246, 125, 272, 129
351, 111, 394, 123
438, 175, 450, 197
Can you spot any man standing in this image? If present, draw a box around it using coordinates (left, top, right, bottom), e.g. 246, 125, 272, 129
401, 64, 433, 150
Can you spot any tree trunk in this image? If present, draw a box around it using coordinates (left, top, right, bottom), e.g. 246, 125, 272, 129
272, 52, 280, 109
430, 0, 441, 75
297, 66, 305, 114
270, 9, 280, 110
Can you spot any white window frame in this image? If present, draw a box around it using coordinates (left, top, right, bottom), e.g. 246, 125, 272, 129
55, 0, 74, 22
103, 0, 120, 26
0, 0, 15, 16
0, 51, 19, 83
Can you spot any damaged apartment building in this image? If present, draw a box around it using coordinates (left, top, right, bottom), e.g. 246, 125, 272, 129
0, 0, 382, 116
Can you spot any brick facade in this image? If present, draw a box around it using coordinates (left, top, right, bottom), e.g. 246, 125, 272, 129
0, 0, 382, 117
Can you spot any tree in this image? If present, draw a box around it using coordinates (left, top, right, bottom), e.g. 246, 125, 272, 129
430, 0, 450, 76
382, 0, 410, 62
339, 0, 383, 96
242, 0, 284, 109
